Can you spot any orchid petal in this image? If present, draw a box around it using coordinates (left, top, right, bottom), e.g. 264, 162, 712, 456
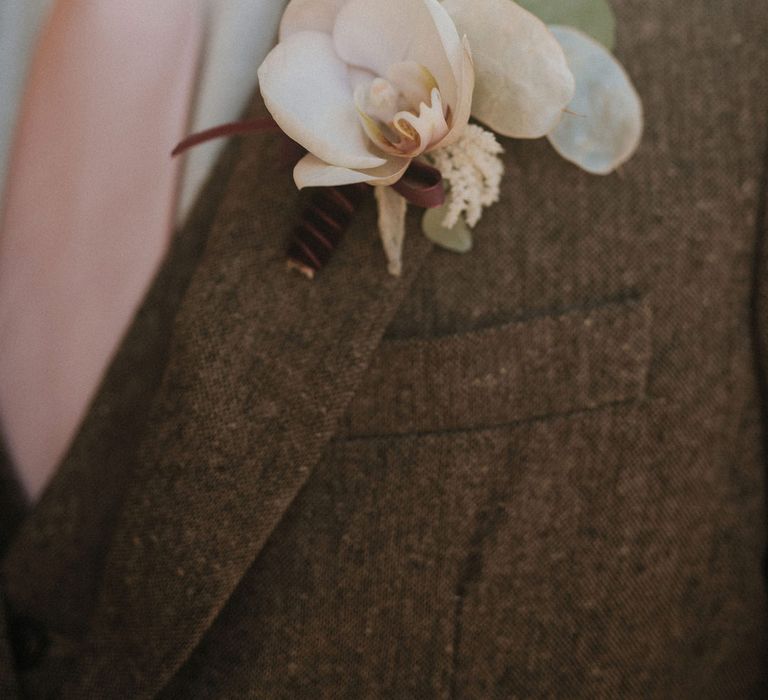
443, 0, 575, 139
294, 153, 410, 188
258, 31, 386, 170
392, 88, 449, 156
279, 0, 348, 39
386, 62, 437, 110
333, 0, 464, 113
434, 36, 474, 148
354, 94, 404, 156
547, 26, 643, 175
348, 65, 376, 91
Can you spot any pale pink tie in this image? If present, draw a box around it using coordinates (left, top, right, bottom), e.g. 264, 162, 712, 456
0, 0, 203, 500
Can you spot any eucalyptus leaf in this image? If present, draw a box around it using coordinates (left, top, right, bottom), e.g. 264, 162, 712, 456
546, 25, 643, 175
422, 205, 473, 253
516, 0, 616, 50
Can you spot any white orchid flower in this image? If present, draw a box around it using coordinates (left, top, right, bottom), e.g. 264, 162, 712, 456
256, 0, 644, 276
258, 0, 476, 190
175, 1, 642, 278
259, 0, 582, 191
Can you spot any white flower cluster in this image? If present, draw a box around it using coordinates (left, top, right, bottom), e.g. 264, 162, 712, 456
430, 124, 504, 229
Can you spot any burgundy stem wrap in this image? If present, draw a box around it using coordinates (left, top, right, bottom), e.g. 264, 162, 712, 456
171, 117, 280, 157
391, 159, 445, 209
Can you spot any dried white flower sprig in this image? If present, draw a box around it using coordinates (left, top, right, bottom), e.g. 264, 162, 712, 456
429, 124, 504, 229
175, 0, 643, 278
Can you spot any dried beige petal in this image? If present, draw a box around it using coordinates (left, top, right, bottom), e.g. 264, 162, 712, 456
547, 25, 643, 175
374, 186, 408, 276
442, 0, 574, 139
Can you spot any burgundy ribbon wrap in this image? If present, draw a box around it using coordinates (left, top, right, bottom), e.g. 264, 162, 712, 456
288, 183, 368, 279
392, 159, 445, 209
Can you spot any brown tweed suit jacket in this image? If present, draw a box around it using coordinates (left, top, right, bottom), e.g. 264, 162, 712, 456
1, 1, 767, 697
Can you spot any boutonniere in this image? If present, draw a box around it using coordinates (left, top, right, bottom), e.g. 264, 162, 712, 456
175, 0, 642, 278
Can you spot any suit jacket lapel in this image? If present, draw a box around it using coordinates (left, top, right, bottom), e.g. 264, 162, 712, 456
0, 448, 23, 698
0, 445, 26, 559
0, 129, 244, 642
64, 106, 433, 697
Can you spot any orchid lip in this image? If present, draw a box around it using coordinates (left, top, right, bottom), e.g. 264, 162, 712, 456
355, 65, 451, 158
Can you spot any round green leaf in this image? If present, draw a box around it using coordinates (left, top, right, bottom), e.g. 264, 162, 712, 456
515, 0, 616, 49
547, 25, 643, 175
422, 205, 473, 253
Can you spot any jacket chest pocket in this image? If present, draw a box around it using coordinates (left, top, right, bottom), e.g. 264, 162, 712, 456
343, 296, 653, 437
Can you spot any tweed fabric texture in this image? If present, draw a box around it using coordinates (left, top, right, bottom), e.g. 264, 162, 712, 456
60, 135, 435, 697
0, 133, 244, 696
344, 297, 652, 436
0, 596, 19, 698
0, 0, 767, 697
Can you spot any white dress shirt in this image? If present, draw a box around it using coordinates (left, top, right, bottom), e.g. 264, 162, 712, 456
0, 0, 289, 224
0, 0, 288, 499
0, 0, 56, 207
